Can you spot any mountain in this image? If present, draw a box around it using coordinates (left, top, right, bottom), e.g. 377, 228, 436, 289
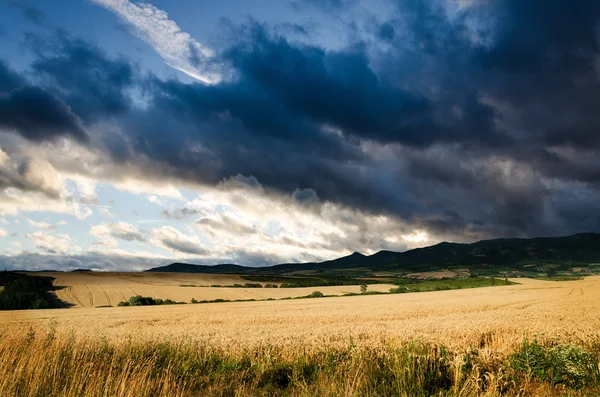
146, 263, 250, 274
145, 233, 600, 274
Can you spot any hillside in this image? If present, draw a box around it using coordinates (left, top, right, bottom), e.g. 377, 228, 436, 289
146, 233, 600, 276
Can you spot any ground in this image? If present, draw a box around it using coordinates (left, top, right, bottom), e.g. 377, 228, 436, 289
3, 276, 599, 352
32, 271, 396, 308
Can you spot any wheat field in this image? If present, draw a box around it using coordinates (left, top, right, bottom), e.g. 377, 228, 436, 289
31, 271, 396, 308
3, 276, 599, 350
2, 276, 600, 396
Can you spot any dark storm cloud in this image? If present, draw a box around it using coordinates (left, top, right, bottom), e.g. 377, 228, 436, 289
0, 86, 88, 143
0, 60, 24, 92
31, 36, 135, 122
0, 60, 88, 143
3, 0, 600, 244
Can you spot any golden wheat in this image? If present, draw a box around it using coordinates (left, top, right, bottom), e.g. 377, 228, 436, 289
33, 271, 396, 308
2, 276, 599, 352
1, 277, 599, 396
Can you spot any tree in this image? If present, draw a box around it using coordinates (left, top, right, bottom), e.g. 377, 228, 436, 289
360, 284, 368, 294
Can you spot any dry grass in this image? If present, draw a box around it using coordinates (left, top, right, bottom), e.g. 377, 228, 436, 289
32, 271, 395, 308
3, 276, 599, 350
2, 276, 599, 396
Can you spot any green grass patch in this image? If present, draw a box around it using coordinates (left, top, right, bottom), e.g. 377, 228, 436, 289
389, 277, 515, 294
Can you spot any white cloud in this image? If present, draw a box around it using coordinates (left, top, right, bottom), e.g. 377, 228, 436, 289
0, 228, 6, 237
151, 226, 207, 256
99, 207, 113, 218
146, 195, 166, 206
27, 219, 56, 230
26, 231, 75, 254
0, 147, 94, 220
90, 221, 146, 243
91, 0, 222, 83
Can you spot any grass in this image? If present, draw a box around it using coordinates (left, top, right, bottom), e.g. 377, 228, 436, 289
2, 276, 599, 395
242, 275, 392, 288
1, 330, 599, 396
389, 277, 516, 293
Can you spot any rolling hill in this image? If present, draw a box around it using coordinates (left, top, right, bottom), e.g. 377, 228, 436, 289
146, 233, 600, 275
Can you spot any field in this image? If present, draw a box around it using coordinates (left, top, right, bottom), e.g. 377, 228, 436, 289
1, 276, 599, 396
32, 272, 397, 308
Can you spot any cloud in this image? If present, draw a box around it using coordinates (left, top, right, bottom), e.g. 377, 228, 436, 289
0, 152, 61, 198
0, 251, 169, 272
0, 227, 6, 237
25, 231, 74, 254
161, 207, 208, 220
0, 60, 24, 92
30, 36, 135, 123
27, 219, 55, 230
0, 86, 88, 143
1, 0, 600, 268
90, 0, 221, 83
90, 221, 146, 243
151, 226, 208, 255
4, 1, 46, 25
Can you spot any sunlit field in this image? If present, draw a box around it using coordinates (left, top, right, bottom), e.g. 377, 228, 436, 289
1, 277, 600, 396
31, 271, 397, 307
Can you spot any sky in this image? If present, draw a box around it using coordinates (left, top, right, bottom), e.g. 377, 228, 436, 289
0, 0, 600, 271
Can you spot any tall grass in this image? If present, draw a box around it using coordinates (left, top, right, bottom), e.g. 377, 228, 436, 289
0, 330, 598, 396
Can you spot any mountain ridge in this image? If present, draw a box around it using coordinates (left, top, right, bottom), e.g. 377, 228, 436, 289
146, 233, 600, 274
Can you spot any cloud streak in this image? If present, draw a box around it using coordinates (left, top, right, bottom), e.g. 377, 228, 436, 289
90, 0, 221, 83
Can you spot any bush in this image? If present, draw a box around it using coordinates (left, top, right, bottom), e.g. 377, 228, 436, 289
264, 283, 279, 288
117, 296, 182, 307
509, 338, 600, 388
308, 291, 324, 298
0, 272, 55, 310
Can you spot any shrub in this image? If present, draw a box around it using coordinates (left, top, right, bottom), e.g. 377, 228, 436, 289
308, 291, 324, 298
509, 338, 600, 388
0, 272, 55, 310
243, 283, 263, 288
117, 296, 182, 307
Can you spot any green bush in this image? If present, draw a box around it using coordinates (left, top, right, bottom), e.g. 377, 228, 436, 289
308, 291, 324, 298
0, 272, 55, 310
117, 296, 182, 307
243, 283, 263, 288
509, 338, 600, 388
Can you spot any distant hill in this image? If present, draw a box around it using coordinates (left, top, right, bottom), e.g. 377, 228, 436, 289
146, 263, 251, 274
146, 233, 600, 275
